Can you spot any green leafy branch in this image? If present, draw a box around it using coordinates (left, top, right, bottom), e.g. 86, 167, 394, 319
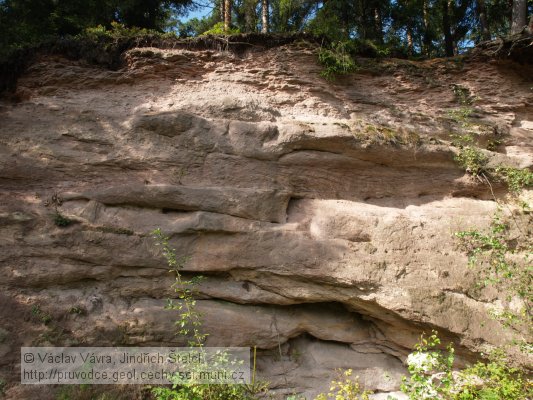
447, 105, 533, 193
151, 229, 270, 400
401, 332, 532, 400
454, 209, 532, 335
401, 331, 455, 399
493, 167, 533, 194
152, 228, 207, 347
315, 369, 373, 400
318, 41, 358, 80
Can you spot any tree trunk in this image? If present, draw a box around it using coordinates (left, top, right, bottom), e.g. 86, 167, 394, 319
358, 0, 367, 39
511, 0, 527, 34
261, 0, 269, 33
477, 0, 491, 41
422, 0, 431, 56
407, 27, 414, 55
442, 0, 454, 56
374, 6, 383, 44
243, 0, 255, 32
220, 0, 225, 22
224, 0, 232, 32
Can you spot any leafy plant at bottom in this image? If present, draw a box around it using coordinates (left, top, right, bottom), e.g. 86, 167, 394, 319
315, 369, 373, 400
152, 228, 206, 347
150, 229, 268, 400
151, 383, 259, 400
400, 331, 454, 399
401, 332, 532, 400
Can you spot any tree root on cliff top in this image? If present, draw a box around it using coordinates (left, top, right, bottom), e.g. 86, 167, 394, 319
467, 32, 533, 64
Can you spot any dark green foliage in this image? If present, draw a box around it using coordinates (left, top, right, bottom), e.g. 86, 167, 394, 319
95, 224, 135, 235
318, 41, 359, 80
68, 306, 87, 315
0, 0, 111, 60
116, 0, 193, 31
0, 0, 192, 61
317, 36, 402, 80
270, 0, 316, 33
31, 305, 52, 324
452, 84, 474, 105
53, 212, 73, 227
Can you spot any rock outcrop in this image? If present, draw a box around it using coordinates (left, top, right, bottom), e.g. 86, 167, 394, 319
1, 40, 532, 399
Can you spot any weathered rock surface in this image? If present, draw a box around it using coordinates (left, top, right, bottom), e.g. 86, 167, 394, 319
0, 42, 532, 399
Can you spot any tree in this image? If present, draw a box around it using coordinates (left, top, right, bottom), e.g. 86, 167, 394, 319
511, 0, 527, 33
1, 0, 530, 60
116, 0, 194, 30
224, 0, 232, 31
262, 0, 269, 32
477, 0, 491, 40
234, 0, 258, 32
441, 0, 454, 56
422, 0, 432, 56
0, 0, 118, 59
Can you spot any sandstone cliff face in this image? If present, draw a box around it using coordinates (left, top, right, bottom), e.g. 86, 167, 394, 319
0, 41, 532, 399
